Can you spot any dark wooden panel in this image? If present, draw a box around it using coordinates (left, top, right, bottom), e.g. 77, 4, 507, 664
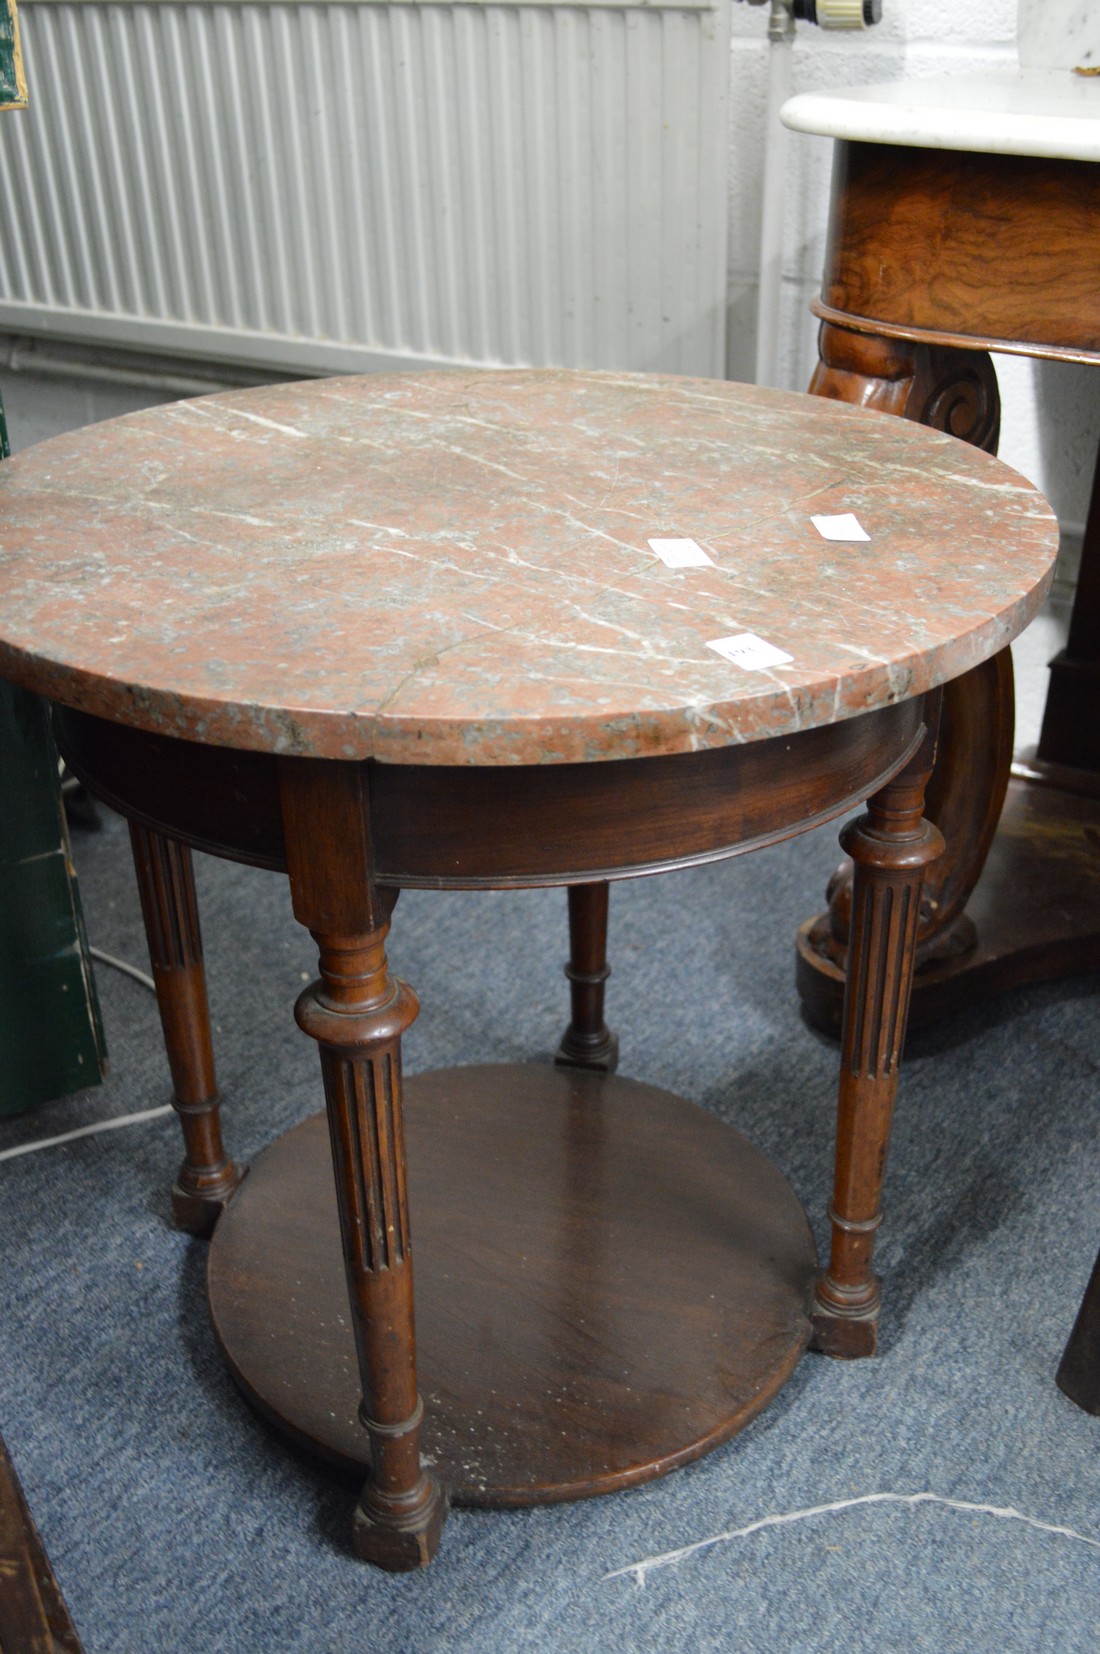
1038, 442, 1100, 770
1057, 1242, 1100, 1415
822, 143, 1100, 360
0, 1434, 83, 1654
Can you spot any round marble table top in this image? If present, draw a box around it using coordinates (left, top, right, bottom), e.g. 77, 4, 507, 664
782, 69, 1100, 163
0, 371, 1057, 766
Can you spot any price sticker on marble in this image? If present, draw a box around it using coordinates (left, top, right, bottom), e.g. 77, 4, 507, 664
706, 633, 794, 671
647, 537, 715, 568
810, 513, 870, 543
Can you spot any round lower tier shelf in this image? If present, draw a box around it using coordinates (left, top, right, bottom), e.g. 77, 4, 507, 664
207, 1063, 816, 1508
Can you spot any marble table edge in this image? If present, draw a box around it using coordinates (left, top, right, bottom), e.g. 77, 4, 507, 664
782, 69, 1100, 162
0, 579, 1055, 768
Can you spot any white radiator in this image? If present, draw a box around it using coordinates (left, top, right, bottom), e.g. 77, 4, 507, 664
0, 0, 731, 378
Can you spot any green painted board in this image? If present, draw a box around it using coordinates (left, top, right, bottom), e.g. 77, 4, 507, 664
0, 380, 105, 1115
1, 0, 106, 1112
0, 682, 107, 1115
0, 0, 26, 110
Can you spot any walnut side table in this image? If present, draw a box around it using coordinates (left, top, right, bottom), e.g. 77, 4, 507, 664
0, 371, 1056, 1570
784, 69, 1100, 1030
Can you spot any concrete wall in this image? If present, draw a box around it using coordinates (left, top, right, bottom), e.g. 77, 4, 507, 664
729, 0, 1100, 565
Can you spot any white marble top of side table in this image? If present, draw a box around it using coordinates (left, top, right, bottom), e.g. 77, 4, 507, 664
782, 68, 1100, 162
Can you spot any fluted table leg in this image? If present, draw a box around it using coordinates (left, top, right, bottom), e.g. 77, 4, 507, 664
129, 822, 240, 1236
279, 757, 446, 1570
812, 705, 944, 1358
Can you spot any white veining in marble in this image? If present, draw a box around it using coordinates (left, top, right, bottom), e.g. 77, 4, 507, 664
782, 69, 1100, 162
1018, 0, 1100, 72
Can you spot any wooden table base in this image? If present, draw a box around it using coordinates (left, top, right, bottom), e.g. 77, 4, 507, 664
797, 776, 1100, 1035
207, 1063, 816, 1507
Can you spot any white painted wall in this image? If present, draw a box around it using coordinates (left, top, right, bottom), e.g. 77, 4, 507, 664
2, 0, 1097, 561
728, 0, 1100, 559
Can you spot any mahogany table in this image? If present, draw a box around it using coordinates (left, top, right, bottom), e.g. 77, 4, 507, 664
783, 70, 1100, 1030
0, 371, 1056, 1570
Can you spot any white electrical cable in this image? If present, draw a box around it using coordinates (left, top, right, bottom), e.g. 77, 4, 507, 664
0, 948, 164, 1162
604, 1491, 1100, 1586
88, 945, 156, 993
0, 1104, 174, 1163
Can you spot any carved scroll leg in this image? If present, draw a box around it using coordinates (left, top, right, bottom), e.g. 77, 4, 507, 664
554, 882, 619, 1073
128, 822, 240, 1237
809, 321, 1001, 453
812, 707, 944, 1359
800, 649, 1015, 1015
279, 758, 446, 1570
799, 324, 1008, 1031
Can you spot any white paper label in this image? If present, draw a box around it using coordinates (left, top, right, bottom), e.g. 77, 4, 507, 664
647, 536, 715, 568
706, 632, 794, 671
810, 512, 870, 543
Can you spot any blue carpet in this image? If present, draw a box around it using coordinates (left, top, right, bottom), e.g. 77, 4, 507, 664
2, 806, 1098, 1652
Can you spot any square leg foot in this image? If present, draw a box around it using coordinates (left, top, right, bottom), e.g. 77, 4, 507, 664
553, 1030, 619, 1074
352, 1475, 449, 1572
810, 1303, 880, 1356
171, 1165, 244, 1239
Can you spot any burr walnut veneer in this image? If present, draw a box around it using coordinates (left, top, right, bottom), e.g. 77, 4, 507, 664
0, 371, 1056, 1569
783, 72, 1100, 1028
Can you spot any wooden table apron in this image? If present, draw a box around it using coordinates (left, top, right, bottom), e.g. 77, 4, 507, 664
53, 700, 925, 890
798, 135, 1100, 1030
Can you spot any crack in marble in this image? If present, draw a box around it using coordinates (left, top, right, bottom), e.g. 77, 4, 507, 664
444, 442, 531, 484
528, 503, 642, 557
366, 611, 536, 730
213, 407, 308, 438
185, 506, 278, 529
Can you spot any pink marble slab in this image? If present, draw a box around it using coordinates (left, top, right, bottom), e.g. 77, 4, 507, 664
0, 371, 1057, 766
